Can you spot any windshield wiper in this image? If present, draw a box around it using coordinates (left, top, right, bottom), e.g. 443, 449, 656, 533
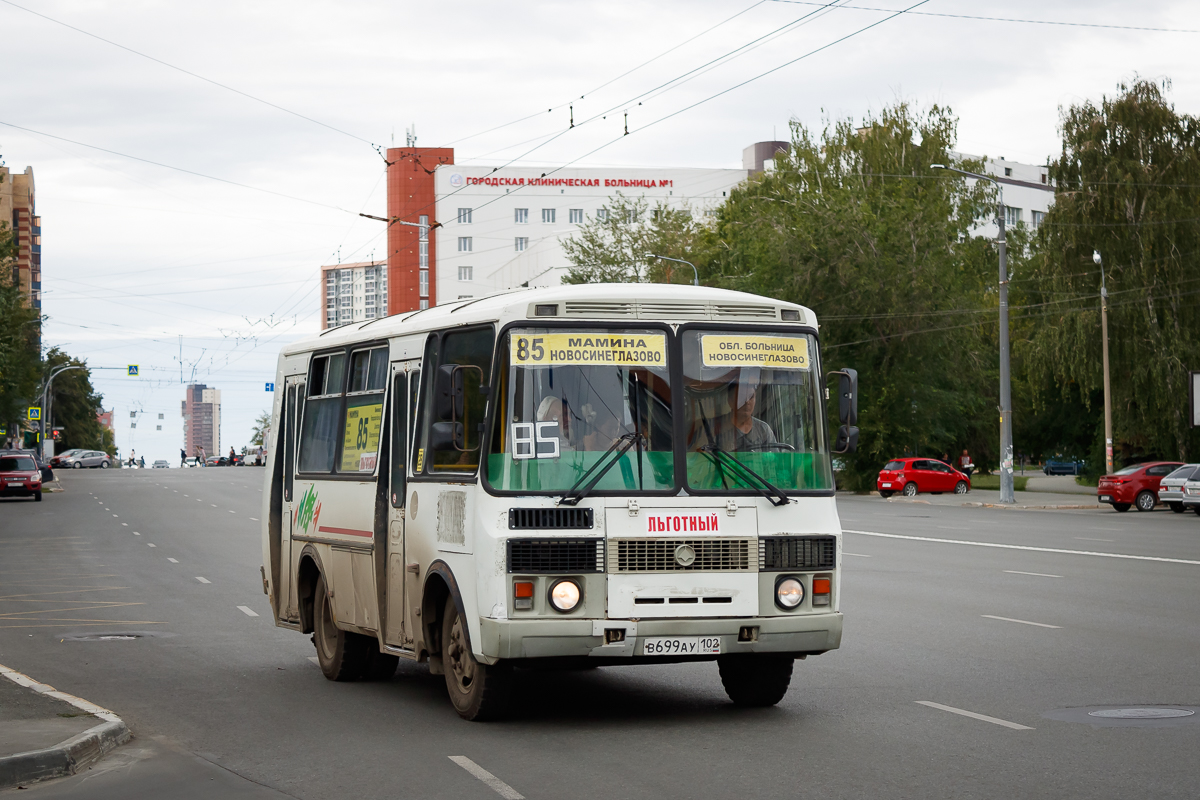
698, 444, 790, 506
559, 432, 644, 506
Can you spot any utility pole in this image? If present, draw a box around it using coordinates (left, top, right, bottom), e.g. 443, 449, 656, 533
932, 164, 1014, 503
1095, 250, 1113, 473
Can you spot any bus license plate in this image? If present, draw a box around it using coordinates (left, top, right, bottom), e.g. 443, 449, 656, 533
642, 636, 721, 656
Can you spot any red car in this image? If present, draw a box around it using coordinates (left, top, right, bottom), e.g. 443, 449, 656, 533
877, 457, 971, 497
1097, 461, 1183, 512
0, 453, 43, 502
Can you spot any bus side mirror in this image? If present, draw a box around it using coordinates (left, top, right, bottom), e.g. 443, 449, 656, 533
435, 365, 465, 422
431, 421, 464, 452
834, 425, 859, 454
831, 368, 858, 425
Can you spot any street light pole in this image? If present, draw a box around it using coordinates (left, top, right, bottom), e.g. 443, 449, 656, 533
932, 164, 1014, 503
1095, 250, 1113, 473
645, 253, 699, 286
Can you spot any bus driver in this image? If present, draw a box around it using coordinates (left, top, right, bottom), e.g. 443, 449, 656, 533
690, 370, 777, 452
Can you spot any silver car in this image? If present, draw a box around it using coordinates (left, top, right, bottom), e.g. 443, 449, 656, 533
1158, 464, 1199, 513
61, 450, 111, 469
1183, 477, 1200, 515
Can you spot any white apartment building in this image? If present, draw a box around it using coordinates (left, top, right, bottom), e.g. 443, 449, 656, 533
320, 260, 388, 330
433, 166, 749, 300
959, 155, 1054, 236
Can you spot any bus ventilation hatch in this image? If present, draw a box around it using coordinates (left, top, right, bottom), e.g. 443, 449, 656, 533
507, 538, 604, 574
759, 536, 837, 571
508, 508, 594, 530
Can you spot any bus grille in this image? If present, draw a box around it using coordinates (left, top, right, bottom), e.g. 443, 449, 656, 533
507, 538, 603, 573
759, 536, 837, 571
508, 507, 594, 530
609, 538, 756, 573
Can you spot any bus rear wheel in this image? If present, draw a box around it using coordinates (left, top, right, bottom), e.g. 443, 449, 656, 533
718, 654, 793, 707
314, 574, 368, 681
442, 596, 511, 721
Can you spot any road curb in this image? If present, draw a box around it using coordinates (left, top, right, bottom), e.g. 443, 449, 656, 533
0, 663, 130, 791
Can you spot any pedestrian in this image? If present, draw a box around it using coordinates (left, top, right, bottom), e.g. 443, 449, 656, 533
199, 447, 206, 467
230, 446, 236, 466
180, 448, 186, 467
139, 455, 145, 468
940, 452, 950, 466
959, 449, 974, 478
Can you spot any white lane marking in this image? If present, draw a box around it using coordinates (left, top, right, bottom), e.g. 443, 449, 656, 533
982, 615, 1061, 629
211, 504, 217, 507
183, 495, 188, 497
843, 530, 1200, 566
112, 514, 118, 517
237, 606, 259, 617
228, 510, 235, 514
133, 532, 141, 536
1075, 537, 1113, 542
104, 508, 109, 510
167, 558, 178, 563
448, 756, 525, 800
843, 552, 872, 557
147, 543, 156, 548
121, 523, 128, 527
916, 701, 1034, 730
1004, 570, 1061, 578
307, 656, 319, 665
195, 577, 211, 584
249, 517, 259, 521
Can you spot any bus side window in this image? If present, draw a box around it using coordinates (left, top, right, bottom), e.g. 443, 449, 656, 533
413, 327, 494, 475
299, 352, 346, 474
390, 372, 408, 507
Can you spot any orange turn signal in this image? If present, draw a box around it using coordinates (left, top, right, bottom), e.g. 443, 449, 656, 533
813, 578, 831, 595
514, 581, 534, 598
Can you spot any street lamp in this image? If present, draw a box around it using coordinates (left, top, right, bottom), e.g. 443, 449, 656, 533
932, 163, 1015, 504
1095, 250, 1113, 474
645, 253, 699, 286
39, 365, 87, 459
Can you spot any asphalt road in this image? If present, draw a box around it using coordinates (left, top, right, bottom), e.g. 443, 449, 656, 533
2, 469, 1199, 799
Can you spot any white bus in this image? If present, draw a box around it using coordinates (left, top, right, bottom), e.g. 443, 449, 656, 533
259, 284, 857, 720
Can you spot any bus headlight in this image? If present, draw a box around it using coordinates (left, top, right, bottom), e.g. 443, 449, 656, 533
548, 579, 582, 612
775, 577, 804, 609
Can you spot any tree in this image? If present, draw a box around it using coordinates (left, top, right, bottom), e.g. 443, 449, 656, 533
0, 222, 41, 435
250, 409, 271, 446
1022, 78, 1200, 465
44, 348, 107, 452
562, 193, 716, 284
706, 103, 1003, 488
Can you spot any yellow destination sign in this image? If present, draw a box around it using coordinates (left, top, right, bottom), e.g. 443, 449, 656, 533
341, 401, 383, 472
700, 334, 810, 369
510, 332, 667, 367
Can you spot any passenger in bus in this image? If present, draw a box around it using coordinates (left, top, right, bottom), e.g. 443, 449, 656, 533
690, 373, 776, 452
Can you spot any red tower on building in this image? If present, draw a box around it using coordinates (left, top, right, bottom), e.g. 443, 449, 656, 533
386, 147, 454, 313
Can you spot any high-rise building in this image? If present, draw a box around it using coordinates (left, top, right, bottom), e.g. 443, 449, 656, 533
181, 384, 221, 458
319, 260, 388, 330
0, 165, 41, 312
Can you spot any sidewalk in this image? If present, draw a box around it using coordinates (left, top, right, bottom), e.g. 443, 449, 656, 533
0, 664, 129, 790
875, 488, 1101, 510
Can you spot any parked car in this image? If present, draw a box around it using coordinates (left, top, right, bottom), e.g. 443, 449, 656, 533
1181, 475, 1200, 515
877, 457, 971, 497
1043, 458, 1085, 475
49, 449, 83, 468
205, 455, 230, 467
59, 450, 111, 469
0, 449, 52, 484
1157, 464, 1200, 513
152, 460, 170, 469
1097, 461, 1184, 512
0, 453, 43, 501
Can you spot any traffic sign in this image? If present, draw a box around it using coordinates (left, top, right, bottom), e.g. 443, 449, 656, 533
127, 365, 139, 376
27, 407, 41, 421
265, 382, 275, 392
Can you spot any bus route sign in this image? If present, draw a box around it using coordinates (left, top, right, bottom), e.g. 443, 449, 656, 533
510, 332, 666, 367
700, 334, 810, 370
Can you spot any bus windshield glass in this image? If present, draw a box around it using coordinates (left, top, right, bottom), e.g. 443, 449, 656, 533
487, 328, 674, 493
682, 330, 832, 493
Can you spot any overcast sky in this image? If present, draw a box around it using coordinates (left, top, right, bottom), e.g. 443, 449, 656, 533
3, 0, 1197, 461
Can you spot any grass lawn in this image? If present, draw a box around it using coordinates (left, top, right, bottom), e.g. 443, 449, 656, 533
970, 474, 1029, 492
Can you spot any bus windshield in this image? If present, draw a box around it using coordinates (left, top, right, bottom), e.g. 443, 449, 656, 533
487, 327, 674, 493
682, 329, 832, 493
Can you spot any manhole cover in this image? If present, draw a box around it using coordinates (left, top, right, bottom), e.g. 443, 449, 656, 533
1088, 708, 1194, 719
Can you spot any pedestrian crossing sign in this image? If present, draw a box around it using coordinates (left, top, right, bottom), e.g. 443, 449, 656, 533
28, 407, 41, 421
127, 365, 139, 376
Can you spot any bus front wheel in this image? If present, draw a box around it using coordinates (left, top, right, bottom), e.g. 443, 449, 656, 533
718, 654, 793, 707
314, 574, 368, 681
442, 596, 512, 721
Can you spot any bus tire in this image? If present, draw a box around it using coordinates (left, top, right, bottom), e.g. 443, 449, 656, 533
442, 595, 511, 721
718, 654, 793, 707
313, 574, 368, 681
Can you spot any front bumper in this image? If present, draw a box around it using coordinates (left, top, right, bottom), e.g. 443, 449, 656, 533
478, 612, 842, 662
1, 481, 40, 496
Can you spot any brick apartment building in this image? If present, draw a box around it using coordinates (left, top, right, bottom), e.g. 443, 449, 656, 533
0, 165, 41, 314
181, 384, 221, 458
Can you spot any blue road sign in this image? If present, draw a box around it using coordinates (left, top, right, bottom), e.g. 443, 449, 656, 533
27, 407, 41, 421
265, 382, 275, 392
127, 365, 139, 376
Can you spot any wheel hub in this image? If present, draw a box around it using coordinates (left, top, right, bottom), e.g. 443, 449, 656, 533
447, 616, 475, 692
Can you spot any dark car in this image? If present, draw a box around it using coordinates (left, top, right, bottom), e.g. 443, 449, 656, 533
0, 449, 52, 484
205, 456, 230, 467
1097, 461, 1184, 512
1043, 459, 1085, 476
0, 453, 43, 501
877, 457, 971, 497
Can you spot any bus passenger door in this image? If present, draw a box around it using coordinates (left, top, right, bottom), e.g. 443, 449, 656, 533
383, 363, 418, 648
280, 378, 303, 620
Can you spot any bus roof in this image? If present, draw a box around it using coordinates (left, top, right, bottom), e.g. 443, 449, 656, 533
284, 283, 815, 355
